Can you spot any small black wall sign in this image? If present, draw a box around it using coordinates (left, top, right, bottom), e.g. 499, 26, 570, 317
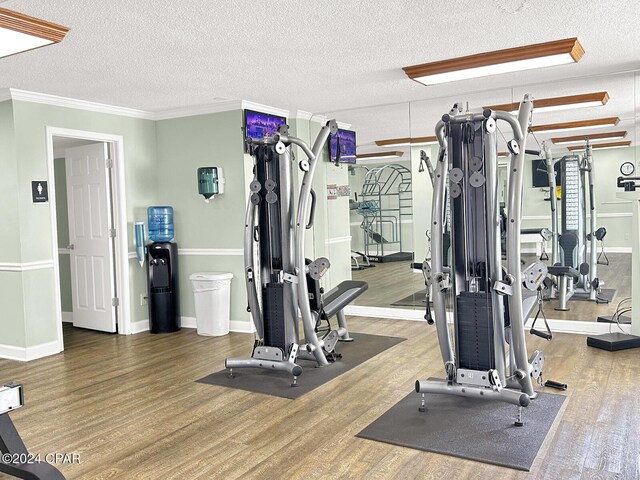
32, 181, 49, 203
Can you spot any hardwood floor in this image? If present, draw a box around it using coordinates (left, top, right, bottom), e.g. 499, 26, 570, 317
1, 319, 638, 479
352, 261, 426, 309
352, 253, 632, 323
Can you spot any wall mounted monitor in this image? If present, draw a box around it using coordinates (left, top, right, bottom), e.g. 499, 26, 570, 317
244, 109, 287, 151
329, 128, 356, 164
531, 159, 561, 188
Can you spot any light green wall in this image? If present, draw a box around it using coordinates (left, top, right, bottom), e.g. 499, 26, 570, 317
0, 101, 20, 263
520, 147, 638, 248
155, 110, 249, 323
303, 120, 352, 292
408, 144, 638, 259
0, 273, 25, 347
1, 101, 355, 350
2, 100, 158, 348
411, 146, 436, 262
0, 101, 24, 346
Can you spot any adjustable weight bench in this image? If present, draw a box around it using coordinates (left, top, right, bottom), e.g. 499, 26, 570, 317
316, 280, 368, 344
548, 232, 581, 311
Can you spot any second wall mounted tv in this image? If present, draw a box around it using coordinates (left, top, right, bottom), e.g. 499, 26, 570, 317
244, 109, 287, 150
329, 129, 356, 164
531, 159, 561, 188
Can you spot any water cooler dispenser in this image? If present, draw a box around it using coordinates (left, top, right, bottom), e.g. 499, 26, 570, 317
147, 206, 180, 333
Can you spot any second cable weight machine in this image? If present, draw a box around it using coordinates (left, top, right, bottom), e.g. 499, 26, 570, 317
542, 141, 608, 310
418, 95, 551, 419
225, 121, 368, 384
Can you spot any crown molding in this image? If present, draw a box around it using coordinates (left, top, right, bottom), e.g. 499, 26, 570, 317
154, 99, 243, 120
7, 88, 156, 119
155, 99, 289, 121
0, 88, 324, 127
294, 110, 313, 120
240, 100, 289, 119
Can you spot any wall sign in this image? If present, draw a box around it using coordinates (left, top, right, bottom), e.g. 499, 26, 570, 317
336, 185, 351, 197
31, 181, 49, 203
327, 184, 351, 200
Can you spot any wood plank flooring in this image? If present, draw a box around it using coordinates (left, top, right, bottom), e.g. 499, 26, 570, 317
352, 254, 632, 322
1, 319, 639, 479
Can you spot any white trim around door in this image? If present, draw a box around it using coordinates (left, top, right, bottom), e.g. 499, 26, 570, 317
46, 127, 131, 355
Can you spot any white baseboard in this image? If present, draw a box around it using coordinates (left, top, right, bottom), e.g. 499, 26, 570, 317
182, 316, 255, 333
130, 319, 150, 334
344, 305, 633, 336
129, 317, 255, 334
344, 305, 425, 321
230, 319, 255, 333
603, 247, 632, 253
525, 317, 632, 335
181, 316, 197, 329
62, 312, 73, 323
0, 340, 62, 361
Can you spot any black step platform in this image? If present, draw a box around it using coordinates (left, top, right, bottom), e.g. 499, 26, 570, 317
369, 252, 414, 263
586, 332, 640, 351
597, 314, 631, 325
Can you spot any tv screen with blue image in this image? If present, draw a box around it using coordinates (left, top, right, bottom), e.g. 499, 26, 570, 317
244, 110, 287, 148
329, 129, 356, 164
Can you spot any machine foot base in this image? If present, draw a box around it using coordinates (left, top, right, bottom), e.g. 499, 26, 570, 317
554, 307, 570, 311
544, 379, 568, 391
514, 421, 524, 427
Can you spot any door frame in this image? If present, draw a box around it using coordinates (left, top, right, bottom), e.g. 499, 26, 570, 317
46, 127, 131, 352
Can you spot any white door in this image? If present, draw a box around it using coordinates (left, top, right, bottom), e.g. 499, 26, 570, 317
65, 143, 117, 332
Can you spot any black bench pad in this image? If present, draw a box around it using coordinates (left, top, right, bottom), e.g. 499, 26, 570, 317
548, 266, 580, 278
321, 280, 368, 319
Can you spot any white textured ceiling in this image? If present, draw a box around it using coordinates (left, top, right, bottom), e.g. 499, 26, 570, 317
0, 0, 639, 115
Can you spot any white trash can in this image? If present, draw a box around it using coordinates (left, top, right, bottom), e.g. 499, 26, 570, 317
189, 272, 234, 336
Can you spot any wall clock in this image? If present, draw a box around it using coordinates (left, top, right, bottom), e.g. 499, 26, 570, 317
620, 162, 635, 176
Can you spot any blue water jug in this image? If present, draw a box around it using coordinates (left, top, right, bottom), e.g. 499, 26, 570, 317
148, 206, 174, 242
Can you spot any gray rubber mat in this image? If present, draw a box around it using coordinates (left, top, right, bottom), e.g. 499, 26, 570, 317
197, 333, 406, 399
580, 288, 616, 303
357, 385, 566, 471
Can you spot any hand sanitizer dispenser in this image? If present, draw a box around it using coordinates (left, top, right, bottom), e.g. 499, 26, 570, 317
198, 167, 225, 202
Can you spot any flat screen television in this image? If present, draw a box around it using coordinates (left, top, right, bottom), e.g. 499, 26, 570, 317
244, 109, 287, 150
531, 159, 561, 188
328, 129, 356, 164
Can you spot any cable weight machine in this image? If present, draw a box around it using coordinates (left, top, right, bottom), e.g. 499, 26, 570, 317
417, 96, 554, 422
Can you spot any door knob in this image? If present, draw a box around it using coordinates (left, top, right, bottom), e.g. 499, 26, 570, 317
67, 244, 75, 250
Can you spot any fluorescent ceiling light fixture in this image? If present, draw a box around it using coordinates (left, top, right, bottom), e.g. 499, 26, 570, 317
567, 141, 631, 151
374, 136, 438, 147
0, 7, 68, 59
486, 91, 609, 114
403, 38, 584, 86
552, 131, 627, 145
530, 117, 620, 134
356, 151, 404, 160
